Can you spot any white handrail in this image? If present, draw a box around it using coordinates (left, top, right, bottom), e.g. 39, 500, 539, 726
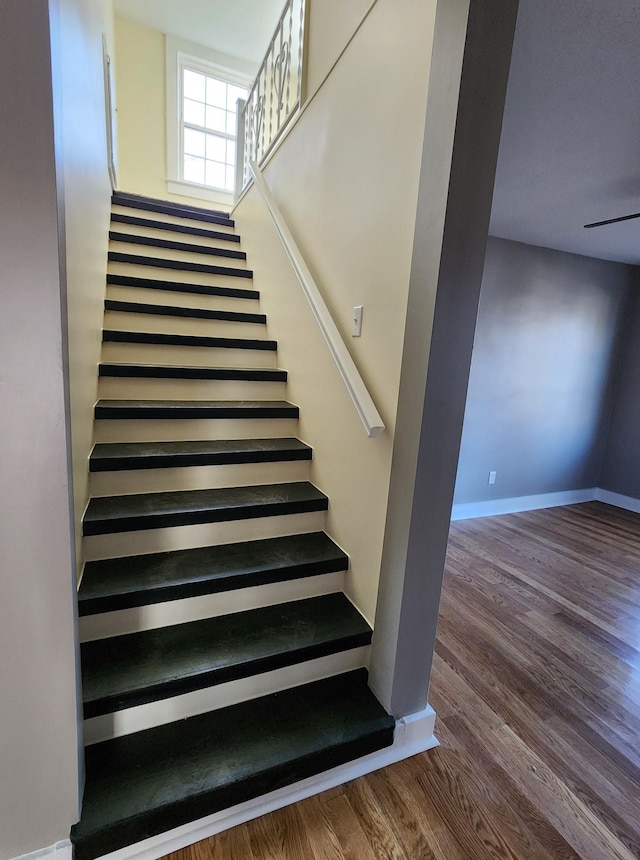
248, 159, 385, 438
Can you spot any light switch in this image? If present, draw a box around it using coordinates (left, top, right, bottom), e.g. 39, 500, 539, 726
352, 305, 363, 337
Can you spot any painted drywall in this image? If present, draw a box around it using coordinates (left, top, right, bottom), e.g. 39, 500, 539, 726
234, 0, 436, 623
114, 16, 173, 201
454, 237, 634, 505
600, 283, 640, 499
0, 1, 80, 855
114, 16, 253, 207
304, 0, 376, 98
56, 0, 116, 573
371, 0, 518, 716
113, 0, 284, 65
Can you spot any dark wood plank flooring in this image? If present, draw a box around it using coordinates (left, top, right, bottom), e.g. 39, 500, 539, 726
165, 501, 640, 859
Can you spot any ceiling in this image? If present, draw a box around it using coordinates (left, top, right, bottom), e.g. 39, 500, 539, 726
490, 0, 640, 265
113, 0, 640, 264
113, 0, 285, 69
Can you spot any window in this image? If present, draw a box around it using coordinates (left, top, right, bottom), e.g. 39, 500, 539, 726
181, 68, 247, 193
166, 37, 254, 205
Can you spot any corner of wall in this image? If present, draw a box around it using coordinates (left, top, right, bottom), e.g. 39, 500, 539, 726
233, 0, 436, 624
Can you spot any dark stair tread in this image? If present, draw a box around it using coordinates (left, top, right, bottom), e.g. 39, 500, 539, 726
90, 437, 311, 472
109, 232, 246, 261
108, 252, 252, 279
94, 399, 299, 420
102, 330, 276, 350
112, 192, 234, 226
98, 363, 286, 381
81, 593, 371, 718
111, 212, 241, 243
106, 273, 258, 300
71, 669, 394, 860
104, 299, 265, 324
82, 481, 328, 535
78, 532, 348, 615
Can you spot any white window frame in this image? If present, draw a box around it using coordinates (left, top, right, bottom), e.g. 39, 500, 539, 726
166, 36, 254, 206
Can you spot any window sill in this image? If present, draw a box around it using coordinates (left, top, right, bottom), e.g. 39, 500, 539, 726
167, 178, 235, 207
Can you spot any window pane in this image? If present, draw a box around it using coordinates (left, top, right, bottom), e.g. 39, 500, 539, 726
226, 111, 237, 135
205, 105, 226, 133
184, 69, 205, 102
184, 128, 206, 157
225, 164, 235, 191
205, 160, 226, 189
184, 98, 205, 127
227, 84, 248, 111
206, 77, 227, 108
226, 139, 236, 166
205, 133, 226, 162
184, 155, 205, 184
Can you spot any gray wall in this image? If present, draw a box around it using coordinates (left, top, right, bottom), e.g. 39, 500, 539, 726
600, 284, 640, 499
0, 2, 81, 855
454, 236, 634, 505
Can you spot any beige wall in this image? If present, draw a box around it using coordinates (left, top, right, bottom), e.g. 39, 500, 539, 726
235, 0, 437, 623
114, 16, 250, 208
304, 0, 376, 98
59, 0, 115, 574
114, 17, 177, 202
0, 1, 83, 855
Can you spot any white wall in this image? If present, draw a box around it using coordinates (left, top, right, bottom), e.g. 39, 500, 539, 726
234, 0, 437, 623
0, 2, 81, 855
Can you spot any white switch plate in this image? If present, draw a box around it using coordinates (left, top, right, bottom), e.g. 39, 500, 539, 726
352, 305, 363, 337
488, 471, 497, 485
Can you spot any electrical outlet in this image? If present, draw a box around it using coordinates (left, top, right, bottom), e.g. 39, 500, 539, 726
488, 471, 497, 485
352, 305, 363, 337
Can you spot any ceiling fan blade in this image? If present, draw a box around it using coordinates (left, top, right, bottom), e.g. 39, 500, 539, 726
584, 211, 640, 228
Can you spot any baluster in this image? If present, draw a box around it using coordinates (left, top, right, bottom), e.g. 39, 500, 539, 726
297, 0, 304, 103
286, 0, 293, 113
266, 41, 273, 156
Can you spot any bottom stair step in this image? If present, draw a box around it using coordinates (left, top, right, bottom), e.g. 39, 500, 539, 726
71, 669, 394, 860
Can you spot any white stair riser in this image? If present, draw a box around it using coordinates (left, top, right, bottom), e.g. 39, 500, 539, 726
108, 261, 251, 291
101, 341, 278, 368
83, 510, 326, 561
111, 205, 237, 234
79, 569, 346, 641
110, 221, 241, 246
106, 285, 259, 314
83, 646, 369, 744
109, 240, 248, 270
97, 377, 286, 402
93, 417, 300, 444
103, 311, 266, 339
89, 459, 311, 497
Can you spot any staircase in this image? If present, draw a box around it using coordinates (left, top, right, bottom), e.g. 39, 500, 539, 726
71, 192, 394, 860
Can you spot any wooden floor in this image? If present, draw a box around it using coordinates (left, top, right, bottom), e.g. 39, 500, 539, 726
166, 501, 640, 859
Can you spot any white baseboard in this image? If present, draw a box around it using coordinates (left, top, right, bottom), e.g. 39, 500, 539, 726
452, 486, 640, 520
90, 705, 438, 860
11, 841, 72, 860
451, 488, 597, 520
593, 488, 640, 514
